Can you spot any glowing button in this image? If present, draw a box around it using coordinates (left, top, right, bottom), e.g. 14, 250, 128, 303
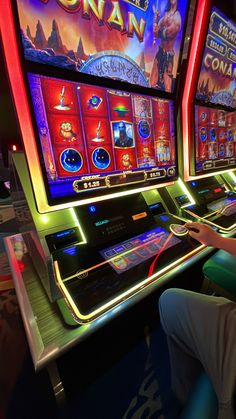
132, 212, 147, 221
88, 205, 97, 213
169, 224, 188, 236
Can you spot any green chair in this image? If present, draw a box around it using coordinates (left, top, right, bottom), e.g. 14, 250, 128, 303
202, 250, 236, 302
180, 250, 236, 418
180, 372, 218, 419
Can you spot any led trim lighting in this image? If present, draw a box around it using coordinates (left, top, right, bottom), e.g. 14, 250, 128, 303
184, 208, 236, 232
182, 0, 213, 181
69, 208, 87, 244
186, 169, 236, 181
229, 171, 236, 189
177, 177, 196, 207
169, 225, 188, 237
54, 243, 205, 323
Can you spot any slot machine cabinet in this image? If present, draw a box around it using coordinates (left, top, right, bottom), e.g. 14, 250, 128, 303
163, 0, 236, 233
9, 148, 207, 324
220, 171, 236, 193
164, 175, 236, 232
9, 151, 85, 302
1, 0, 209, 325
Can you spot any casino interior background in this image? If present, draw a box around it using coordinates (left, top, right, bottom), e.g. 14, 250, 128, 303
0, 0, 236, 418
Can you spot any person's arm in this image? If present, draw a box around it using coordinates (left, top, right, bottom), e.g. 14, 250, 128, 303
150, 56, 158, 87
157, 15, 166, 30
164, 13, 181, 40
185, 222, 236, 257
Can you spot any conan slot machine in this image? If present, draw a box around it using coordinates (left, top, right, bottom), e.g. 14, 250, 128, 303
0, 0, 206, 325
165, 0, 236, 233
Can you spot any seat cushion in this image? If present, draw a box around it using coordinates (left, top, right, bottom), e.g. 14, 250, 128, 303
203, 250, 236, 296
180, 372, 218, 419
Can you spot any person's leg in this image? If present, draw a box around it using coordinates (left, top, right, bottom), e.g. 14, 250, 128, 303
159, 289, 203, 405
159, 288, 236, 418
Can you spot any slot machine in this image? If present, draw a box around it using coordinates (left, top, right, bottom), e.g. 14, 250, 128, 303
164, 0, 236, 233
0, 0, 207, 325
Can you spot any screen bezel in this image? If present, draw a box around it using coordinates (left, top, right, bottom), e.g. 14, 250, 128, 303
1, 0, 187, 212
189, 5, 236, 177
25, 69, 179, 208
190, 102, 236, 177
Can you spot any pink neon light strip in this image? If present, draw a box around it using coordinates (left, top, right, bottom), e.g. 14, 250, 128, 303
182, 0, 212, 180
148, 232, 174, 278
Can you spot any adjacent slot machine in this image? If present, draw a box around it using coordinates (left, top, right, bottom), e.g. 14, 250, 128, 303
164, 1, 236, 233
0, 0, 206, 324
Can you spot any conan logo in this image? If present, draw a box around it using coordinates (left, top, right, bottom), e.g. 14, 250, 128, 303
204, 53, 236, 80
39, 0, 146, 42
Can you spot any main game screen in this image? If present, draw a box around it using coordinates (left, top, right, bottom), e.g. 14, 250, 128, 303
28, 73, 177, 203
194, 105, 236, 173
196, 7, 236, 109
16, 0, 189, 93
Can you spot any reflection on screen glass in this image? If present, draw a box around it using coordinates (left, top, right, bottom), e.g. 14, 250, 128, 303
100, 226, 181, 274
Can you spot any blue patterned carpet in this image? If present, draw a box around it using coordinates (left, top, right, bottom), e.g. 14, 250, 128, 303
53, 316, 178, 419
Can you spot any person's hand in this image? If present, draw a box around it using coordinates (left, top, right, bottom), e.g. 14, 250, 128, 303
185, 222, 221, 247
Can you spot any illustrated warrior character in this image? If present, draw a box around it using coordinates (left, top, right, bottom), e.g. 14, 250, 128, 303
139, 99, 150, 118
115, 121, 133, 147
208, 142, 218, 159
60, 121, 77, 142
218, 111, 226, 127
150, 0, 182, 92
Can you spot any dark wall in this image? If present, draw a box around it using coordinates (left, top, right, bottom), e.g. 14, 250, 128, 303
213, 0, 236, 21
0, 35, 22, 168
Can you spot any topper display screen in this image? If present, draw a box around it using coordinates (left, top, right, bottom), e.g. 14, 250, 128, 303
28, 73, 177, 204
196, 7, 236, 109
194, 105, 236, 174
16, 0, 189, 93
